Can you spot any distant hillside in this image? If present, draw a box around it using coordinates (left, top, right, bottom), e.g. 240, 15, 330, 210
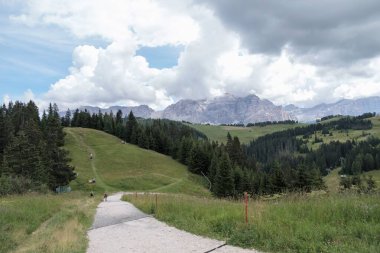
285, 96, 380, 122
187, 123, 302, 144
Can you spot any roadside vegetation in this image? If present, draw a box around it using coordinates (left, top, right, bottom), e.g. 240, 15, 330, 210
0, 192, 97, 253
124, 192, 380, 253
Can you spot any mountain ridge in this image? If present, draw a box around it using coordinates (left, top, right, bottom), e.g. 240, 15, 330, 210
64, 95, 380, 124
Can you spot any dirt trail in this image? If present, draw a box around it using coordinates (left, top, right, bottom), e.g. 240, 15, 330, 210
87, 193, 261, 253
66, 128, 115, 192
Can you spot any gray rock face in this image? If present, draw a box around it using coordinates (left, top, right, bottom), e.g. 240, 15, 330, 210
285, 96, 380, 122
64, 95, 380, 124
160, 94, 295, 124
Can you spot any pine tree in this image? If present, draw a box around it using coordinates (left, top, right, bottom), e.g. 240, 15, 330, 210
363, 153, 375, 171
63, 109, 71, 127
96, 110, 104, 130
177, 137, 193, 165
45, 103, 76, 189
233, 166, 244, 196
0, 105, 13, 157
271, 162, 287, 193
214, 152, 234, 197
376, 153, 380, 169
208, 154, 219, 184
351, 155, 363, 175
71, 109, 79, 127
230, 136, 243, 166
116, 110, 123, 125
296, 164, 313, 192
125, 111, 138, 142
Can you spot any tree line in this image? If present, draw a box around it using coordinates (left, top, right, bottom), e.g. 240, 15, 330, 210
0, 101, 75, 195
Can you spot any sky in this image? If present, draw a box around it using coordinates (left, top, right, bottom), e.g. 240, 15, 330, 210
1, 0, 380, 110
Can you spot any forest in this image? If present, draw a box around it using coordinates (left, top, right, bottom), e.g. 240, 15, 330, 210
0, 101, 75, 195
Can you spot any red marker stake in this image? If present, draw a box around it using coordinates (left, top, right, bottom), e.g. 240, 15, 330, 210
155, 194, 158, 213
244, 192, 248, 224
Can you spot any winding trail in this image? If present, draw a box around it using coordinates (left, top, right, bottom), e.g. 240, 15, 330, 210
66, 129, 261, 252
66, 128, 115, 192
87, 193, 261, 253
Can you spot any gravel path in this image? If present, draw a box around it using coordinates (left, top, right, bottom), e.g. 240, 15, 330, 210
87, 193, 261, 253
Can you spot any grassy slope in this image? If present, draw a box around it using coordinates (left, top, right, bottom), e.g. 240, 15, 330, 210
200, 116, 380, 150
324, 168, 380, 194
305, 116, 380, 150
188, 123, 300, 143
189, 116, 380, 146
65, 127, 209, 196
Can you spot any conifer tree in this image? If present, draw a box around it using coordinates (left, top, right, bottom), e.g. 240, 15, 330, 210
271, 162, 287, 193
63, 109, 71, 127
208, 153, 219, 184
214, 152, 234, 197
125, 111, 138, 142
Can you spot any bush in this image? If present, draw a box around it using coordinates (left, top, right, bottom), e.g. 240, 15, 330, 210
0, 175, 34, 195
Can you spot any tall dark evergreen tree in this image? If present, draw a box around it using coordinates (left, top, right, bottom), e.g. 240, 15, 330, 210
125, 111, 138, 142
62, 109, 71, 127
214, 152, 234, 197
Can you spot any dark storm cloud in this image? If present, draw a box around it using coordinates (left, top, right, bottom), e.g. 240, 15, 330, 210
200, 0, 380, 65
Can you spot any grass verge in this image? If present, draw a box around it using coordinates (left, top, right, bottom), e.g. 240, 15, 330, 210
0, 192, 98, 253
123, 193, 380, 253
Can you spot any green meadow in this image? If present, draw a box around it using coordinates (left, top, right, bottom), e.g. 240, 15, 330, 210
124, 193, 380, 253
187, 123, 300, 143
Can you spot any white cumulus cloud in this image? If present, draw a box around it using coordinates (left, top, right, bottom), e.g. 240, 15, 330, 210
9, 0, 380, 110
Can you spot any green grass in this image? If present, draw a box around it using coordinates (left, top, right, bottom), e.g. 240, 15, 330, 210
188, 117, 380, 146
364, 170, 380, 187
188, 123, 301, 143
298, 116, 380, 150
324, 169, 342, 194
324, 168, 380, 194
124, 193, 380, 253
65, 128, 210, 196
0, 192, 97, 253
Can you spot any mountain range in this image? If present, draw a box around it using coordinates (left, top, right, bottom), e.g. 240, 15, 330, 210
71, 94, 380, 124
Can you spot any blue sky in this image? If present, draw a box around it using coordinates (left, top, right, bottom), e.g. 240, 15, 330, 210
0, 4, 72, 97
136, 45, 183, 69
0, 1, 181, 102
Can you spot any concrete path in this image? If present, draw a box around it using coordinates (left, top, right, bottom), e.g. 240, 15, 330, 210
87, 193, 261, 253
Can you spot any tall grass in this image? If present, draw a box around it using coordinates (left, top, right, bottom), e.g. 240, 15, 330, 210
123, 193, 380, 253
0, 192, 98, 253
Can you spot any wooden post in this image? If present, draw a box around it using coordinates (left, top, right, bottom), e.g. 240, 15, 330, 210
155, 193, 158, 212
244, 192, 248, 224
